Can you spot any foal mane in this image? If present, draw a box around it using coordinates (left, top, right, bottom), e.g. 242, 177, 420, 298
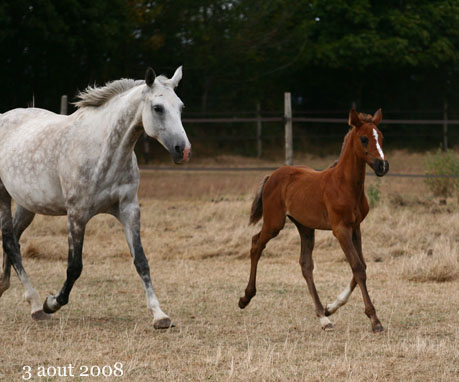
328, 129, 352, 169
358, 112, 373, 123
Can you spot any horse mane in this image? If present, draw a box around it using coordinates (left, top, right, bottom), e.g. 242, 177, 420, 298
74, 75, 171, 109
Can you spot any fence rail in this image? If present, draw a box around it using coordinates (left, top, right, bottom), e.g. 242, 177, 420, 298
183, 117, 459, 125
182, 93, 457, 161
139, 167, 459, 178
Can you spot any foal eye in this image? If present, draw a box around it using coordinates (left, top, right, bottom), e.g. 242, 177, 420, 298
360, 136, 369, 145
153, 105, 164, 113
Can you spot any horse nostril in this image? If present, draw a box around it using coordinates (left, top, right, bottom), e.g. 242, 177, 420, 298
174, 145, 182, 154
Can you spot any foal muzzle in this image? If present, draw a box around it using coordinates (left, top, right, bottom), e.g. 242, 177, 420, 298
372, 159, 389, 177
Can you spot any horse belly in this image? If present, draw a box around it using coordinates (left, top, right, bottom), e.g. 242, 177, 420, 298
0, 113, 68, 215
293, 212, 331, 230
2, 171, 67, 215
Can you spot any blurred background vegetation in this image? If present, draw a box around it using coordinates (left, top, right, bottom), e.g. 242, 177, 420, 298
1, 0, 459, 157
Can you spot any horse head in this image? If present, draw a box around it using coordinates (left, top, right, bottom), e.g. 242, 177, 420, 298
348, 109, 389, 177
141, 67, 191, 164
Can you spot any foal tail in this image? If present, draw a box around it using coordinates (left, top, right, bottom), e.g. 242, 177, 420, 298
249, 176, 269, 225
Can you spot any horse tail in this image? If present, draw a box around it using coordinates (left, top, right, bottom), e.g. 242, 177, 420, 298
249, 175, 269, 225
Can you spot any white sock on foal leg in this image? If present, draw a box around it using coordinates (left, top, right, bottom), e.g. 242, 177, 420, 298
326, 284, 353, 315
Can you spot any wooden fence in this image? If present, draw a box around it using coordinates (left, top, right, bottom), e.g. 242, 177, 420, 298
59, 93, 458, 165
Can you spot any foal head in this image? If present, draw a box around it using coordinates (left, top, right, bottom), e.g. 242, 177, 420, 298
141, 67, 191, 164
348, 109, 389, 177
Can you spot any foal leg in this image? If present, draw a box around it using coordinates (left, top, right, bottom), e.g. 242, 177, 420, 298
43, 213, 85, 314
333, 224, 383, 332
325, 228, 361, 316
114, 203, 172, 329
291, 220, 333, 331
238, 216, 285, 309
0, 190, 46, 319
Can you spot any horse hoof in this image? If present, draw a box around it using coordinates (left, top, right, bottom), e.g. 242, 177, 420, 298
31, 310, 50, 321
153, 317, 174, 330
43, 296, 60, 314
372, 323, 384, 333
238, 297, 248, 309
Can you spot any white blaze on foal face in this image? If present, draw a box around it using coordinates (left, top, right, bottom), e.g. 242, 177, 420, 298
372, 128, 385, 160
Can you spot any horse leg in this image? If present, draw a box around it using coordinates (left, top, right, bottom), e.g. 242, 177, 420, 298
114, 203, 172, 330
43, 213, 85, 314
325, 226, 364, 316
0, 250, 10, 298
333, 224, 383, 332
0, 205, 36, 298
0, 187, 47, 319
238, 216, 285, 309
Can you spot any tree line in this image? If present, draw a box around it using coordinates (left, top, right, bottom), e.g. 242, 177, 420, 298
1, 1, 458, 132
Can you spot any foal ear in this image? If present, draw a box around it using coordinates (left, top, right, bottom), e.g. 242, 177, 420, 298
348, 109, 363, 128
145, 67, 156, 87
170, 66, 183, 88
372, 108, 382, 126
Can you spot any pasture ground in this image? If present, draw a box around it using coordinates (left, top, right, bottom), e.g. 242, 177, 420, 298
0, 150, 458, 381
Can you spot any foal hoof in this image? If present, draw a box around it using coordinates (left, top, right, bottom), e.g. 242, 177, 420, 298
320, 317, 334, 331
322, 323, 334, 332
153, 317, 174, 330
31, 310, 50, 321
372, 323, 384, 333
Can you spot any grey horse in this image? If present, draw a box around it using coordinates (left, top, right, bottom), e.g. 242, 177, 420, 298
0, 67, 190, 329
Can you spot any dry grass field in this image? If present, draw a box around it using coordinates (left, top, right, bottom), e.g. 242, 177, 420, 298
0, 150, 458, 381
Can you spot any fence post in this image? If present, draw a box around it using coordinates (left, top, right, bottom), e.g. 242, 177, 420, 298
442, 100, 448, 151
284, 92, 293, 165
60, 95, 68, 115
256, 102, 262, 158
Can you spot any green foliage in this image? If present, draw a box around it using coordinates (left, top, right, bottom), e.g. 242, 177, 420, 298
0, 0, 133, 111
1, 0, 459, 125
424, 148, 459, 198
367, 180, 381, 208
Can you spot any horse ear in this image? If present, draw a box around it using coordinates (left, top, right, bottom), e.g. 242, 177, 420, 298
372, 108, 382, 125
145, 67, 156, 87
348, 109, 363, 128
170, 66, 183, 88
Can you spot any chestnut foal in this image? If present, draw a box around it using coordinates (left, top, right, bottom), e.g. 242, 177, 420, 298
239, 109, 389, 332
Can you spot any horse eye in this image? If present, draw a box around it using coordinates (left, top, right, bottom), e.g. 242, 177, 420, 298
153, 105, 164, 113
360, 136, 369, 145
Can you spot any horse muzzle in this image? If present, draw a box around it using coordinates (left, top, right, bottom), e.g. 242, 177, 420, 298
372, 159, 389, 177
171, 143, 191, 164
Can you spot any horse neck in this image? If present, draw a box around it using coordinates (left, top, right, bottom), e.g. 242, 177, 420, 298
94, 86, 145, 173
334, 130, 367, 194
